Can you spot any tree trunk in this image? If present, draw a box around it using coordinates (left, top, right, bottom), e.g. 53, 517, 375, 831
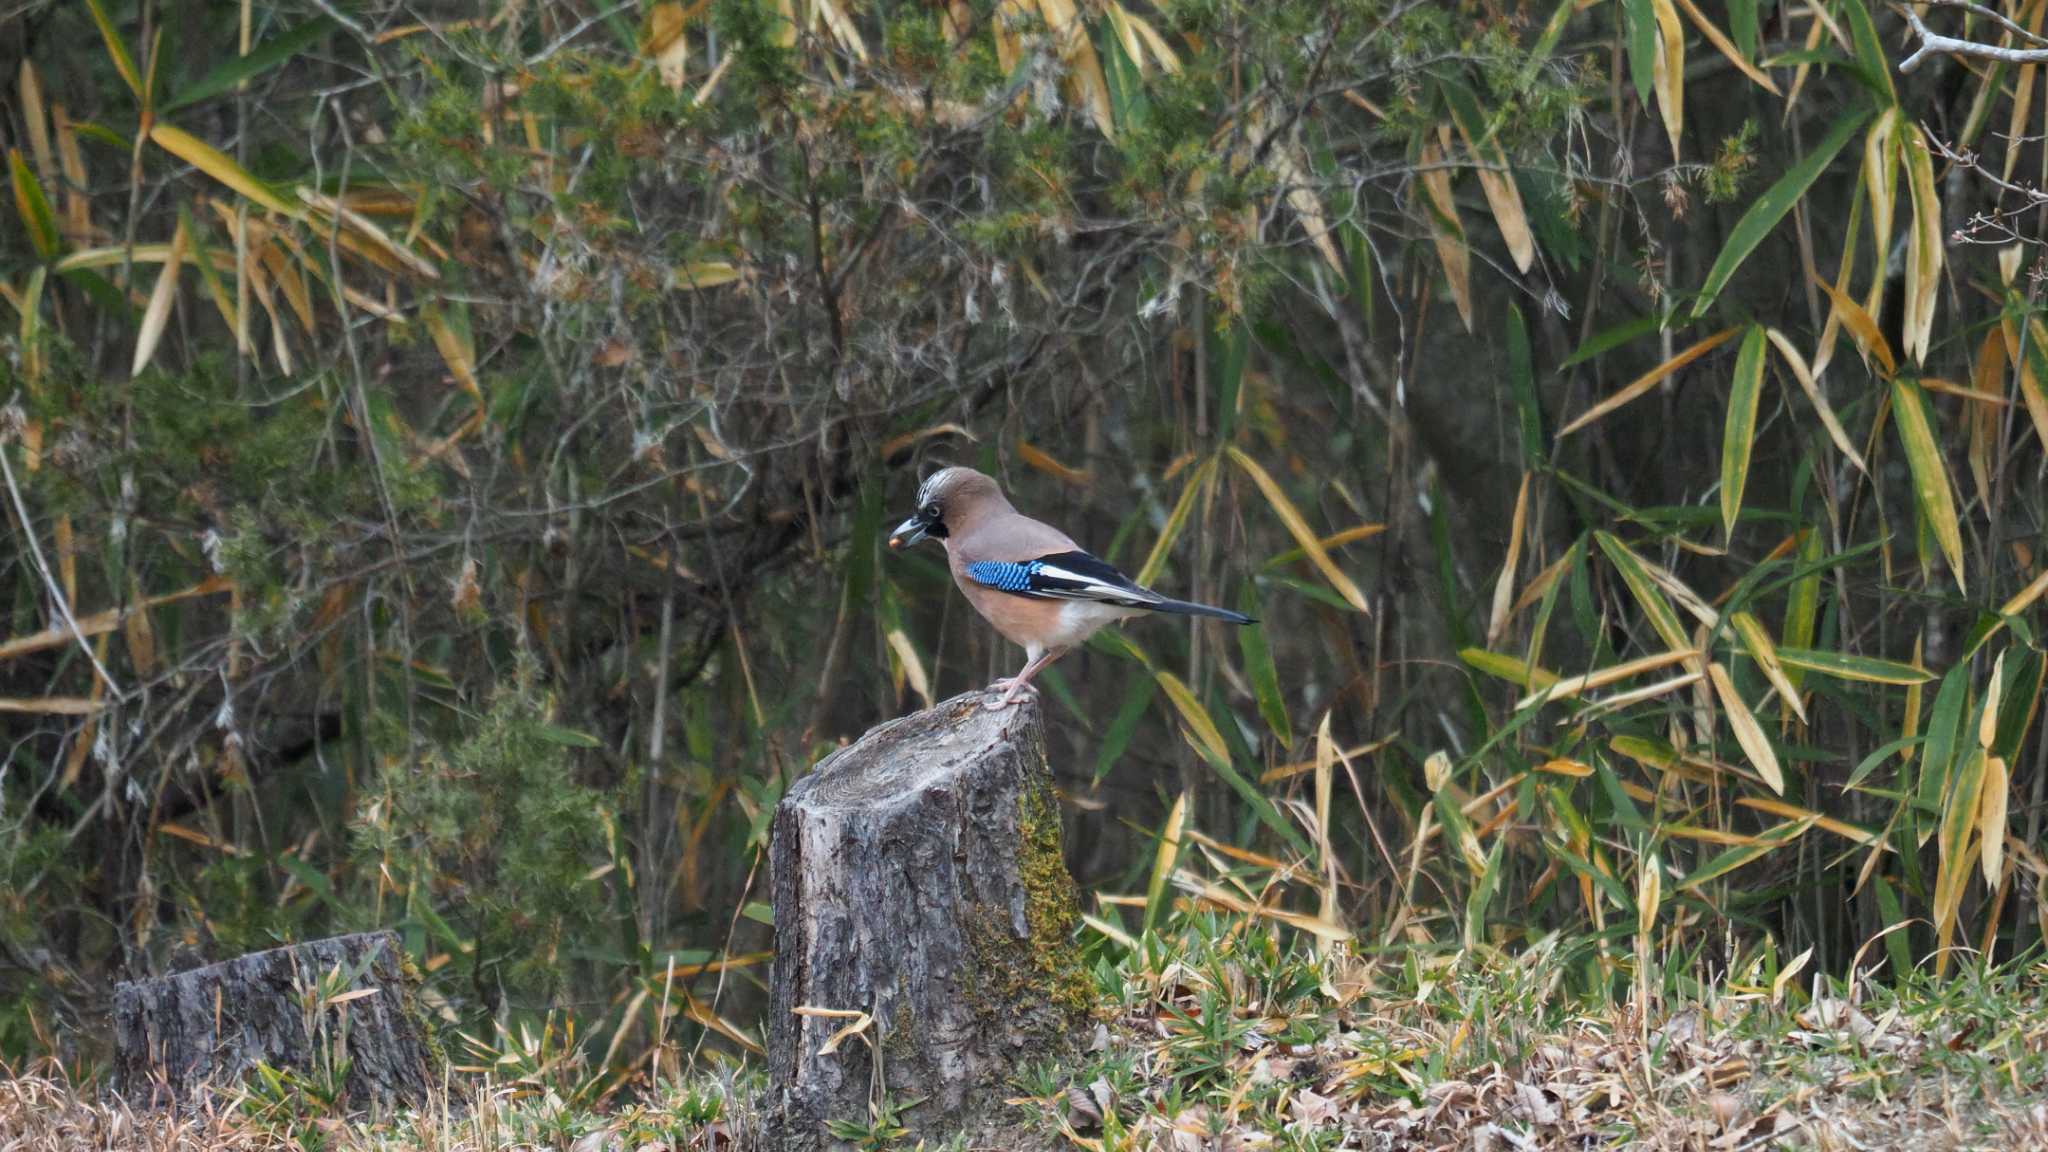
765, 689, 1088, 1150
112, 931, 436, 1110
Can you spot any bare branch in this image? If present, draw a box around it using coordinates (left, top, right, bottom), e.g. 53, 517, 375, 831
1901, 4, 2048, 72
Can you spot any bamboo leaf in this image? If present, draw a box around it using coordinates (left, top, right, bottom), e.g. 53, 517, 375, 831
1730, 610, 1805, 723
1979, 754, 2008, 885
83, 0, 143, 98
150, 125, 302, 217
1559, 327, 1740, 436
9, 150, 60, 261
1226, 446, 1368, 612
1594, 532, 1691, 653
1813, 273, 1896, 376
1692, 109, 1871, 319
1890, 377, 1967, 593
1648, 0, 1685, 158
1772, 647, 1935, 685
165, 18, 337, 112
131, 217, 188, 377
1765, 327, 1866, 472
1144, 791, 1188, 934
1440, 78, 1535, 272
1901, 124, 1943, 366
1710, 661, 1785, 794
1238, 583, 1291, 750
1137, 455, 1214, 586
1720, 325, 1767, 541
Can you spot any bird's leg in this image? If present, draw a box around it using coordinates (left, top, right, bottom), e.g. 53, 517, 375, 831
992, 647, 1065, 708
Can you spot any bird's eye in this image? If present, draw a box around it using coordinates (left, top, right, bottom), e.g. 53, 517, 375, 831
921, 502, 941, 520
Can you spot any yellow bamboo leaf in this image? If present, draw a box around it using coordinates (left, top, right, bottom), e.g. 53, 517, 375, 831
1448, 109, 1535, 273
150, 125, 302, 217
1765, 327, 1866, 473
424, 307, 481, 401
1036, 0, 1114, 137
1558, 327, 1740, 436
0, 697, 107, 715
52, 106, 91, 242
1671, 0, 1780, 93
1891, 376, 1967, 593
1016, 440, 1091, 485
813, 0, 869, 62
1417, 131, 1472, 332
1487, 472, 1529, 645
1863, 109, 1898, 285
1146, 790, 1188, 921
17, 63, 52, 181
1980, 650, 2005, 751
1980, 754, 2008, 885
1637, 853, 1661, 939
2007, 0, 2048, 181
1514, 648, 1699, 709
1902, 124, 1943, 366
2016, 317, 2048, 450
1648, 0, 1685, 158
1730, 610, 1806, 724
2000, 566, 2048, 617
884, 628, 932, 708
132, 218, 188, 377
1709, 661, 1784, 795
298, 188, 440, 281
1271, 143, 1342, 274
1225, 446, 1368, 612
1137, 455, 1215, 587
1812, 274, 1895, 377
1156, 671, 1229, 766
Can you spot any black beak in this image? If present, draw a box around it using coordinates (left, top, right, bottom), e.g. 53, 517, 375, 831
888, 514, 930, 550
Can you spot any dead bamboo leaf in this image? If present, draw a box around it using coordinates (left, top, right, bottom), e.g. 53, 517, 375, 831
1417, 131, 1472, 332
1487, 473, 1529, 645
1558, 327, 1740, 436
1709, 661, 1785, 794
132, 218, 189, 377
1226, 446, 1368, 612
1765, 327, 1866, 473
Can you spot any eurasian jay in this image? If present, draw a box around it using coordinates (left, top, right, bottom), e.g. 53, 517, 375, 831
888, 466, 1254, 707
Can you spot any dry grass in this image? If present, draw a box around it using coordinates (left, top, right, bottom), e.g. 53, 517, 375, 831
6, 929, 2045, 1151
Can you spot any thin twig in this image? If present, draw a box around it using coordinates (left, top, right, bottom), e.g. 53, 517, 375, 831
0, 421, 125, 700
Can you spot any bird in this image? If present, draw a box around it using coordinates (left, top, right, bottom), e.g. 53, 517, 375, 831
888, 466, 1254, 708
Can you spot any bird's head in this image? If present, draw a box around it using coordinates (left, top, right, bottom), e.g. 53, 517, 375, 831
889, 466, 1004, 549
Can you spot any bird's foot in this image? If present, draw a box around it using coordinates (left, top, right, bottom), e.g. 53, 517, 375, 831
985, 678, 1039, 709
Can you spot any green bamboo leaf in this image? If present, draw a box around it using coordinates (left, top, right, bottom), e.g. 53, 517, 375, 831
165, 18, 338, 113
1622, 0, 1656, 106
1839, 0, 1897, 108
1594, 532, 1690, 653
1692, 109, 1872, 319
1772, 647, 1937, 686
1238, 583, 1291, 751
1890, 377, 1967, 593
1676, 819, 1813, 890
1780, 529, 1823, 687
1507, 303, 1544, 465
9, 150, 61, 259
1560, 309, 1664, 369
83, 0, 143, 99
1918, 663, 1971, 816
1721, 326, 1767, 542
1136, 456, 1214, 587
1095, 674, 1157, 783
1729, 0, 1758, 60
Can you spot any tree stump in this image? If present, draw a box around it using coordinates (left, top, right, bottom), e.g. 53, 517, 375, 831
113, 930, 437, 1110
765, 689, 1089, 1149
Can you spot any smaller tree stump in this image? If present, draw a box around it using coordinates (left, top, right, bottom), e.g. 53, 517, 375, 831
766, 689, 1089, 1150
113, 931, 436, 1110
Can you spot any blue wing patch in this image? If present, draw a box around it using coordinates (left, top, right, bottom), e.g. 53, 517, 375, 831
965, 560, 1042, 592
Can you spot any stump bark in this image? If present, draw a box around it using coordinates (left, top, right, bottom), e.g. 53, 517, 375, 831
113, 931, 436, 1110
765, 689, 1088, 1149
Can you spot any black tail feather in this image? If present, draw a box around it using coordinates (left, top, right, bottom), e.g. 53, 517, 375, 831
1148, 598, 1255, 625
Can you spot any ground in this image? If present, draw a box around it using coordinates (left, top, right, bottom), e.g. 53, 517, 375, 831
5, 922, 2045, 1150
